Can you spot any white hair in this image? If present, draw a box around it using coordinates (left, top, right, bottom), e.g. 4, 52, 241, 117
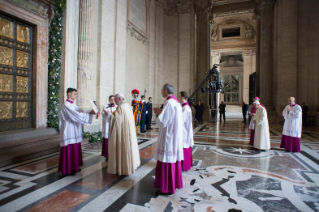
116, 93, 125, 100
253, 101, 260, 105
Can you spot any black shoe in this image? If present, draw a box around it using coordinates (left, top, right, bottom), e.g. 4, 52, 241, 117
155, 190, 173, 195
140, 131, 146, 133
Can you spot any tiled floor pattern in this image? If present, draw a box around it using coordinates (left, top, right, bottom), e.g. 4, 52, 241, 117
0, 121, 318, 212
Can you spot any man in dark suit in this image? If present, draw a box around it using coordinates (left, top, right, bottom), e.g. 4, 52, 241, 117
140, 95, 147, 133
242, 101, 248, 123
302, 102, 308, 127
146, 97, 153, 130
219, 101, 226, 122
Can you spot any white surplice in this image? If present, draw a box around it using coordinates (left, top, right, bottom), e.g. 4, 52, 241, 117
102, 104, 117, 138
282, 104, 302, 138
182, 104, 194, 148
155, 97, 184, 163
59, 101, 93, 147
254, 107, 270, 150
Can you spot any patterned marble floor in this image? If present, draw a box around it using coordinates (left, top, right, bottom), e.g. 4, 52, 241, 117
0, 121, 318, 212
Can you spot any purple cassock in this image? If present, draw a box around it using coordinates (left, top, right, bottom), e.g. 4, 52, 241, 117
58, 99, 93, 175
154, 95, 184, 194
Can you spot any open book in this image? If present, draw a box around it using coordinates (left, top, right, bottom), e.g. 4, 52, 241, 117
89, 100, 99, 113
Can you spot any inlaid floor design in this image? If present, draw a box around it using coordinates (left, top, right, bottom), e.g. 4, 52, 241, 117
0, 121, 318, 212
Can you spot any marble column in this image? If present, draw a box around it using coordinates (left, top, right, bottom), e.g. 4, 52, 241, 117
60, 0, 80, 109
258, 0, 274, 107
77, 0, 92, 108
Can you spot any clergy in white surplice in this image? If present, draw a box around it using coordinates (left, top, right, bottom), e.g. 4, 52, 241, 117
59, 88, 96, 175
178, 91, 194, 171
153, 83, 184, 195
101, 95, 117, 160
253, 101, 271, 150
280, 97, 302, 152
107, 94, 140, 176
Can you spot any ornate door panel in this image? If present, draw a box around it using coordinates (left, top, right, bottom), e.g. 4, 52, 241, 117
0, 14, 33, 132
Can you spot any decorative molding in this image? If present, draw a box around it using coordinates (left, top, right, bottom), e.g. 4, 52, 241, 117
243, 49, 256, 56
10, 0, 50, 18
164, 5, 176, 15
194, 0, 213, 14
213, 9, 254, 18
126, 23, 149, 45
211, 18, 256, 42
212, 0, 251, 6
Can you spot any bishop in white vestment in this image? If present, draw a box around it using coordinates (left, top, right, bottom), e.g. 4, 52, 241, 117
280, 97, 302, 152
101, 95, 117, 159
59, 88, 95, 175
178, 91, 194, 171
253, 101, 271, 150
153, 84, 184, 195
107, 94, 140, 175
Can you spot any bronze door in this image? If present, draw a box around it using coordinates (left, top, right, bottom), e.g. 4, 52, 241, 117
0, 14, 33, 132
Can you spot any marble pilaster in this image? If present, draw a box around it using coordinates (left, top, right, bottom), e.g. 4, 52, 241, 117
258, 0, 274, 107
60, 0, 80, 109
77, 0, 93, 107
196, 12, 211, 117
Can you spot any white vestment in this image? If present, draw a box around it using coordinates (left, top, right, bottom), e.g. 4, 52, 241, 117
282, 104, 302, 138
155, 97, 184, 163
182, 104, 194, 148
248, 107, 255, 130
107, 102, 140, 175
254, 107, 270, 150
59, 101, 93, 147
102, 104, 117, 138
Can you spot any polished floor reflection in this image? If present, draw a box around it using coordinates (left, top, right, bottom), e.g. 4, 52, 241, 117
0, 121, 318, 212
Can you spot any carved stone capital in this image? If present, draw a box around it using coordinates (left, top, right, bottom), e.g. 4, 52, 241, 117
176, 3, 194, 14
257, 0, 275, 8
164, 5, 176, 15
194, 0, 213, 14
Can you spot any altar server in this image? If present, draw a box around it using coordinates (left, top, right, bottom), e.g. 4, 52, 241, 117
59, 88, 95, 175
101, 95, 117, 160
280, 97, 302, 152
153, 83, 184, 195
107, 93, 140, 175
253, 101, 271, 150
178, 91, 194, 171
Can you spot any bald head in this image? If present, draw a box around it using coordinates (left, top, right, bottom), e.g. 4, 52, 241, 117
288, 97, 295, 105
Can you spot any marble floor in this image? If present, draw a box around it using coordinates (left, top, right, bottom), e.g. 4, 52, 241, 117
0, 120, 318, 212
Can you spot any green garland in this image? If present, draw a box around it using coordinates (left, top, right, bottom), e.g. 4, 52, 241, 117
83, 131, 102, 143
47, 0, 65, 131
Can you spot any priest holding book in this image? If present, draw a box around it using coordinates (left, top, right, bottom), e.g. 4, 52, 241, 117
59, 88, 96, 175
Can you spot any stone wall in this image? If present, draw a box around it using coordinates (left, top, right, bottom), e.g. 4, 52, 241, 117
60, 0, 196, 131
273, 0, 319, 122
